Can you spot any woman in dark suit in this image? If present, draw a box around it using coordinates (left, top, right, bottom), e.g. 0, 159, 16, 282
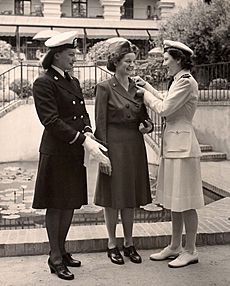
94, 39, 153, 265
32, 31, 111, 280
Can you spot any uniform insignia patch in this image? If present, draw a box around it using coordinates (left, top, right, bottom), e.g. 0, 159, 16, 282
181, 74, 191, 79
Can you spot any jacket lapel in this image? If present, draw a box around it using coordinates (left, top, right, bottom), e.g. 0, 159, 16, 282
46, 69, 83, 100
109, 76, 138, 104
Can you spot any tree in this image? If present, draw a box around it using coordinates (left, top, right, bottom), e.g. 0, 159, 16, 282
157, 0, 230, 64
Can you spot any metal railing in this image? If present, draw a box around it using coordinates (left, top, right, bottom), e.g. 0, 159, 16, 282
194, 61, 230, 101
0, 61, 229, 146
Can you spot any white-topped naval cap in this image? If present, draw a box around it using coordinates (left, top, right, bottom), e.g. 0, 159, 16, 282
41, 31, 78, 69
45, 31, 78, 48
163, 40, 194, 56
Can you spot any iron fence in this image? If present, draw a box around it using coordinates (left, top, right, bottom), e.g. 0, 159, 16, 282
194, 61, 230, 101
0, 61, 229, 146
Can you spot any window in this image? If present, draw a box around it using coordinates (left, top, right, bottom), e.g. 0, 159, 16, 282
121, 0, 133, 19
72, 0, 87, 18
15, 0, 31, 15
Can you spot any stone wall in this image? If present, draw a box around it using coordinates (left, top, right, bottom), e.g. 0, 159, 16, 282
193, 102, 230, 159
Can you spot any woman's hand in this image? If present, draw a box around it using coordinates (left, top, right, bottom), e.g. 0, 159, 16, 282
135, 85, 146, 97
139, 120, 154, 134
132, 76, 147, 87
99, 161, 112, 176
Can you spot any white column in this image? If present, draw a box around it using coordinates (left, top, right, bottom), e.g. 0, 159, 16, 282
158, 1, 175, 19
100, 0, 125, 21
40, 0, 64, 18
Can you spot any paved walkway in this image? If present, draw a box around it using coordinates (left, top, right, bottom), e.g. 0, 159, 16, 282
1, 246, 230, 286
0, 157, 230, 285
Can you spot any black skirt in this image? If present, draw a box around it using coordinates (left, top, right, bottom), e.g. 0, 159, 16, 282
94, 123, 152, 209
32, 153, 88, 209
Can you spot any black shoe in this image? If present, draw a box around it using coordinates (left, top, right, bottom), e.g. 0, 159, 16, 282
107, 247, 124, 265
123, 245, 142, 263
48, 258, 74, 280
62, 253, 81, 267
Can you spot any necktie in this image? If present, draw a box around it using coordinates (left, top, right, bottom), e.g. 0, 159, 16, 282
64, 71, 71, 81
167, 76, 174, 90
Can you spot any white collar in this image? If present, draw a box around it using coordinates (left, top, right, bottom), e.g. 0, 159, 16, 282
51, 65, 65, 78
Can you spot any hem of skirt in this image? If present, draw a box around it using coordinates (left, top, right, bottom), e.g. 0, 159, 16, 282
94, 201, 152, 209
32, 205, 85, 210
157, 203, 205, 212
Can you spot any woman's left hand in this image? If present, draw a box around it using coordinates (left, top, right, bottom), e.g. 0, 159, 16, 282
139, 120, 153, 134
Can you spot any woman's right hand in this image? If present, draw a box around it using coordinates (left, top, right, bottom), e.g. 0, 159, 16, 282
132, 76, 146, 87
99, 161, 112, 176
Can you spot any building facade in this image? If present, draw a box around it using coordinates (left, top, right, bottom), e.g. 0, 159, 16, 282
0, 0, 205, 60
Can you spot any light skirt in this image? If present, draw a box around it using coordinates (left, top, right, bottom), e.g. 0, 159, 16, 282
156, 157, 204, 212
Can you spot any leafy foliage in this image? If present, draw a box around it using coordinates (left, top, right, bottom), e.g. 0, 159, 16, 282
157, 0, 230, 64
9, 79, 33, 98
134, 57, 168, 89
81, 79, 96, 99
86, 41, 110, 62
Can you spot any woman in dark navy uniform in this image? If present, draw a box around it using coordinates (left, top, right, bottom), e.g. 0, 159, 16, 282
32, 31, 111, 280
94, 39, 153, 265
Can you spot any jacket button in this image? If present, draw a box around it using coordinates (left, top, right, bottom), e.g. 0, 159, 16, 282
136, 104, 139, 108
127, 114, 131, 118
126, 104, 129, 108
73, 100, 76, 104
73, 116, 77, 120
82, 130, 84, 133
80, 115, 84, 119
80, 101, 84, 105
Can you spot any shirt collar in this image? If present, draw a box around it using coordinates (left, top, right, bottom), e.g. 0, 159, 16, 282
174, 69, 190, 81
51, 65, 65, 78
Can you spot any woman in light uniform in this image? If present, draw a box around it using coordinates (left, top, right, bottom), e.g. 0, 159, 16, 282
135, 40, 204, 268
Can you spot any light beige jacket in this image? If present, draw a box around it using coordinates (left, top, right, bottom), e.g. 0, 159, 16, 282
144, 69, 201, 158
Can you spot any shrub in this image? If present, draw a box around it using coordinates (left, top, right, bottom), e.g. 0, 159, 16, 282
81, 79, 96, 99
209, 78, 229, 90
9, 79, 33, 98
134, 57, 168, 89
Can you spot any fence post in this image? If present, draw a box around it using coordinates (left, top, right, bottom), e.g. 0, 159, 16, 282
95, 62, 97, 85
20, 60, 23, 99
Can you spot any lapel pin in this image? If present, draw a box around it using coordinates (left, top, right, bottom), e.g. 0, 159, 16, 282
54, 76, 58, 80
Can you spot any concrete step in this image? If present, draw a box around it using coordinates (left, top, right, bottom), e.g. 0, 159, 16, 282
200, 144, 213, 152
201, 151, 227, 161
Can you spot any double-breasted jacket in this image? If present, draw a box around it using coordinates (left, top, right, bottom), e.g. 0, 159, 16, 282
33, 68, 92, 159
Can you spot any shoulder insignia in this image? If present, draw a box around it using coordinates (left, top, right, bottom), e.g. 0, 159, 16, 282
180, 74, 191, 79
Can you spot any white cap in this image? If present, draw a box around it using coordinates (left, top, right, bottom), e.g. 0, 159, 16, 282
163, 40, 194, 56
42, 31, 78, 69
45, 31, 78, 48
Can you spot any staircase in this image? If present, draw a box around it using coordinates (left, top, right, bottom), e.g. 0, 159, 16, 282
200, 144, 227, 161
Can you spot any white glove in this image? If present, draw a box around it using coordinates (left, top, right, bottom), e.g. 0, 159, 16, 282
82, 137, 112, 175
